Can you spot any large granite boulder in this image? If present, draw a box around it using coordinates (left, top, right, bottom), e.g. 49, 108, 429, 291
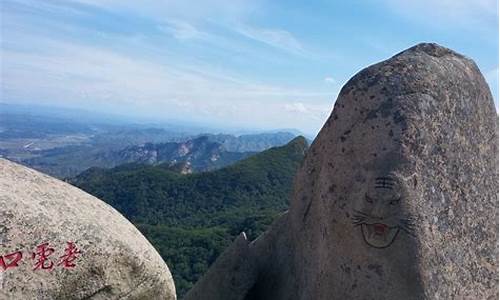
185, 43, 498, 299
0, 158, 176, 299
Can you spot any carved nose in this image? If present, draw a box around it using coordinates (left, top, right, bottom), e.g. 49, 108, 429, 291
372, 207, 385, 220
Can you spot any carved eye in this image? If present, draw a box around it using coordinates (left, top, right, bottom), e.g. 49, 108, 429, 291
365, 195, 374, 204
389, 198, 400, 206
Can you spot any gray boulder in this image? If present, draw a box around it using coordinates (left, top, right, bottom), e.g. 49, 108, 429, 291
0, 158, 176, 299
185, 43, 498, 299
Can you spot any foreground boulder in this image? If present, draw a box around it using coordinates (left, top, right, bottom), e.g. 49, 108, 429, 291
185, 43, 498, 299
0, 158, 176, 299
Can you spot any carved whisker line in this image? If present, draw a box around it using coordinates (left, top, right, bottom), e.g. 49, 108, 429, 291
352, 219, 364, 224
398, 219, 416, 236
399, 218, 416, 228
400, 225, 416, 232
399, 219, 415, 226
399, 225, 416, 237
400, 221, 415, 227
399, 218, 413, 223
353, 210, 369, 217
352, 214, 367, 218
401, 224, 416, 231
351, 214, 366, 222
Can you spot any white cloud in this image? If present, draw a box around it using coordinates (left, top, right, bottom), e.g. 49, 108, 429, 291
324, 77, 336, 84
235, 25, 304, 55
285, 102, 308, 113
0, 0, 335, 134
284, 102, 332, 122
69, 0, 257, 23
158, 20, 202, 40
1, 33, 332, 133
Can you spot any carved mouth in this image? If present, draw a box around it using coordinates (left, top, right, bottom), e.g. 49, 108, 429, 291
361, 223, 400, 248
373, 223, 388, 235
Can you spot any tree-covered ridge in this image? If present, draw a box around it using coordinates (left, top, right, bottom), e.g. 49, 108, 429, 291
70, 136, 307, 296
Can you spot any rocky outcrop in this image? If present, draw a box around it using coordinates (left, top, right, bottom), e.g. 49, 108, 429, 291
112, 136, 253, 172
185, 43, 498, 299
0, 158, 176, 299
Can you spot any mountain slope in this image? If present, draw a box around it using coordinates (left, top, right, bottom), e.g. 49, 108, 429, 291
112, 135, 254, 173
13, 131, 297, 178
70, 136, 308, 296
24, 136, 254, 178
201, 132, 297, 152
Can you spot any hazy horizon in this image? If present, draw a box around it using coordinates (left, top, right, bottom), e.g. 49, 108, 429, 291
0, 102, 313, 137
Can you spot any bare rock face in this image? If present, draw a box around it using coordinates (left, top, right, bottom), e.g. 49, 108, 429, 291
186, 43, 498, 300
0, 158, 176, 299
285, 42, 498, 300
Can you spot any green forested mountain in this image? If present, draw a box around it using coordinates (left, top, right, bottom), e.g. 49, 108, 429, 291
70, 136, 307, 296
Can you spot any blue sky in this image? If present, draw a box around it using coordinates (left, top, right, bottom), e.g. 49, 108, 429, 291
1, 0, 498, 135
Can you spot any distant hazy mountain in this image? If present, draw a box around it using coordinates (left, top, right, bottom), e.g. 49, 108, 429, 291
12, 132, 298, 178
0, 107, 301, 178
0, 111, 189, 164
69, 136, 308, 296
109, 136, 255, 172
199, 132, 297, 152
21, 136, 254, 178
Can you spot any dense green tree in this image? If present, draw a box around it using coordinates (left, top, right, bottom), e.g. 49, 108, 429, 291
70, 136, 307, 297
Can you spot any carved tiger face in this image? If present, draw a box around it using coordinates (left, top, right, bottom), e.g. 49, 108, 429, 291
352, 176, 414, 248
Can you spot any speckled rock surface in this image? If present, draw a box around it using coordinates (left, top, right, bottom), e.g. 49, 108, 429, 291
285, 42, 498, 300
186, 43, 498, 300
0, 158, 176, 299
